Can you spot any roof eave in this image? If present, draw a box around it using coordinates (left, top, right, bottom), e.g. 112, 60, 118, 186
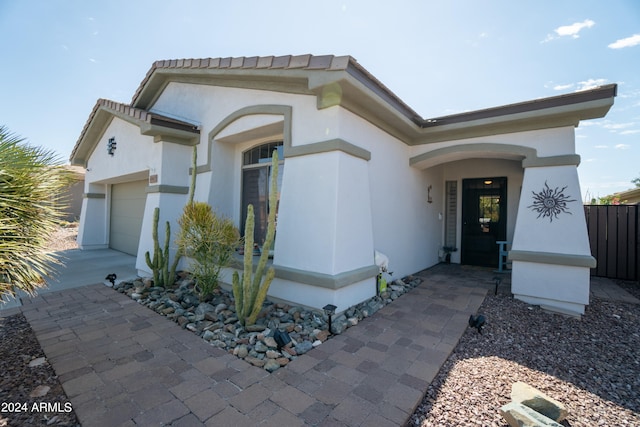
133, 68, 318, 110
410, 86, 617, 145
117, 56, 617, 150
70, 106, 113, 167
70, 102, 200, 167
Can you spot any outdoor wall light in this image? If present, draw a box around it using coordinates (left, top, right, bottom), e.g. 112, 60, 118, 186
427, 185, 433, 203
323, 304, 337, 334
107, 137, 117, 156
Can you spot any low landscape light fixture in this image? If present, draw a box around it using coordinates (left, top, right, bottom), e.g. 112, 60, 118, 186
323, 304, 337, 333
107, 137, 117, 156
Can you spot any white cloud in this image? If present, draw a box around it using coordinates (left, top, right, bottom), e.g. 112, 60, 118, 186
615, 144, 631, 149
542, 34, 555, 43
556, 19, 595, 37
608, 34, 640, 49
576, 78, 608, 91
603, 122, 635, 130
553, 83, 574, 91
543, 19, 595, 42
620, 130, 640, 135
89, 58, 97, 63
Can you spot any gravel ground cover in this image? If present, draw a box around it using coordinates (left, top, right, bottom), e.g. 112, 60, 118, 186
0, 314, 80, 427
46, 223, 79, 253
409, 285, 640, 427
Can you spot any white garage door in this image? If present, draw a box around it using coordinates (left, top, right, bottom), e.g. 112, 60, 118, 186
110, 180, 147, 255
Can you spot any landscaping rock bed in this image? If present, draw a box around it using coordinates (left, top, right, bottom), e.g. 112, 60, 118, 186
113, 273, 422, 372
0, 314, 79, 427
409, 291, 640, 427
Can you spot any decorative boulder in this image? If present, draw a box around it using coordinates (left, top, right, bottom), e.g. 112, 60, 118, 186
511, 381, 568, 422
499, 402, 563, 427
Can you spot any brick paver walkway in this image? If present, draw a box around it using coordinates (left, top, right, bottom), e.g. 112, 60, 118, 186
18, 265, 492, 426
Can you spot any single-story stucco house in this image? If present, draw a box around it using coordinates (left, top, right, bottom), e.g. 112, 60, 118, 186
70, 54, 617, 316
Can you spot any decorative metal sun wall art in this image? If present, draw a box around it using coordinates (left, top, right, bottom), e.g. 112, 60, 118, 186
528, 181, 576, 222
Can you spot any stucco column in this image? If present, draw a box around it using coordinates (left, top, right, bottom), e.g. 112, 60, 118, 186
271, 150, 378, 311
510, 163, 595, 315
77, 190, 108, 250
135, 141, 192, 276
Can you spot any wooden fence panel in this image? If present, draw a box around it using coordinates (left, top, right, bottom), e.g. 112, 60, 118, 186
607, 206, 618, 277
584, 204, 638, 281
618, 210, 629, 278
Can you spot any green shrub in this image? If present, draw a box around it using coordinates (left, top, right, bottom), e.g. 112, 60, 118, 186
178, 202, 239, 300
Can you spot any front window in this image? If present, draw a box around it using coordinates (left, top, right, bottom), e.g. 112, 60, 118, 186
241, 142, 284, 246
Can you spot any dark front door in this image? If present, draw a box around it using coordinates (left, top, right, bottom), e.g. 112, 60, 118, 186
461, 177, 507, 267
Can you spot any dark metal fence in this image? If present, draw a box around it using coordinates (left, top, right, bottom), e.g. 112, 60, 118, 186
584, 204, 639, 281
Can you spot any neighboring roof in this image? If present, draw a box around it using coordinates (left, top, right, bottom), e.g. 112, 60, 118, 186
71, 54, 618, 164
71, 99, 200, 166
614, 187, 640, 204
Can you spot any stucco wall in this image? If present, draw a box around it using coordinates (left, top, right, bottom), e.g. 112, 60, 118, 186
326, 107, 443, 279
146, 82, 446, 288
409, 126, 577, 161
84, 119, 160, 185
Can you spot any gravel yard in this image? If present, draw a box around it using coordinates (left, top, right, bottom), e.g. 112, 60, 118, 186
46, 223, 79, 253
410, 283, 640, 427
0, 314, 80, 427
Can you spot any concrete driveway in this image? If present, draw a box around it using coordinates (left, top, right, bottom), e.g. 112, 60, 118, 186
0, 248, 138, 311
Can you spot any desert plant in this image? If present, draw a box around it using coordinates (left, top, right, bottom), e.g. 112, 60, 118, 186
0, 126, 75, 299
233, 150, 279, 326
177, 202, 239, 300
144, 146, 199, 287
144, 207, 181, 287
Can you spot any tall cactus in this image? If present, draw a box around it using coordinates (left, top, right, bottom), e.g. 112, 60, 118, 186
233, 150, 279, 326
145, 207, 180, 287
145, 146, 196, 287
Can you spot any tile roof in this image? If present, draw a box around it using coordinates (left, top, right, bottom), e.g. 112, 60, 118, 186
132, 54, 351, 104
71, 54, 618, 163
70, 99, 199, 162
130, 54, 423, 121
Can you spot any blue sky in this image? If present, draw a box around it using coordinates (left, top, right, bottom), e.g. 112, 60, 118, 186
1, 0, 638, 200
